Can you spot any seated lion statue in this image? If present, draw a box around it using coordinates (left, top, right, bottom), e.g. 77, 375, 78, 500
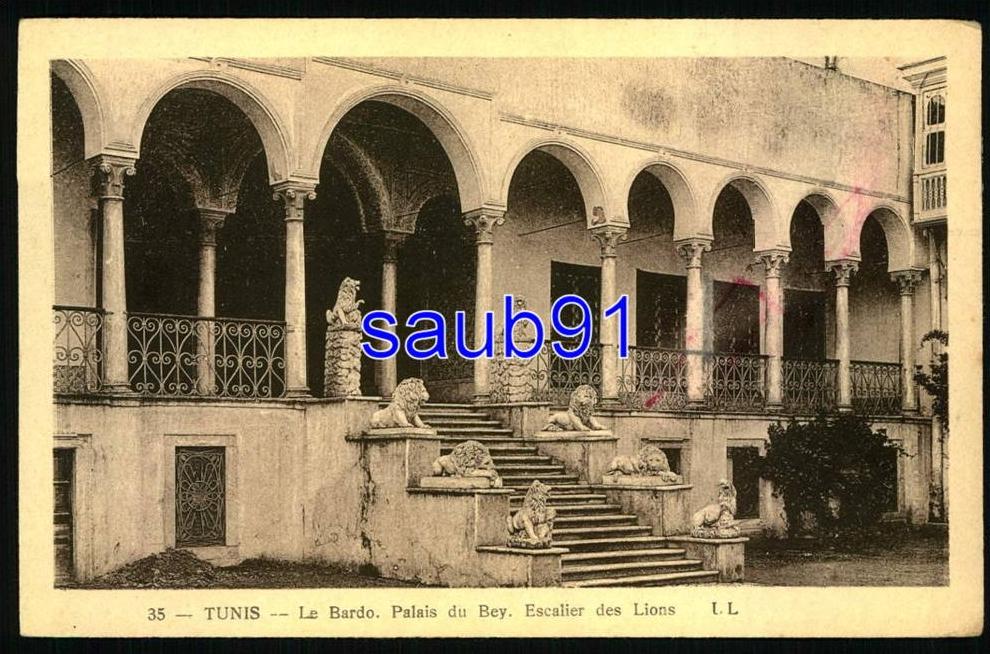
369, 377, 431, 429
691, 478, 740, 538
543, 384, 607, 432
432, 440, 502, 487
507, 480, 556, 548
606, 445, 683, 484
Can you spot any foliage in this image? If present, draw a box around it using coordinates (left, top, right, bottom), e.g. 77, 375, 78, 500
914, 330, 948, 430
762, 414, 904, 539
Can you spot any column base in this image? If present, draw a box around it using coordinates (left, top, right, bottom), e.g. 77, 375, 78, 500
105, 383, 135, 394
472, 394, 491, 405
837, 404, 853, 414
686, 399, 707, 410
599, 396, 622, 408
765, 402, 783, 412
285, 387, 311, 398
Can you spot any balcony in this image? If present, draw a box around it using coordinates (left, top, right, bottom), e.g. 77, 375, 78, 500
914, 168, 947, 224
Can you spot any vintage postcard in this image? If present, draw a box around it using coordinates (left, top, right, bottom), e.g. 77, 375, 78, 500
18, 18, 983, 637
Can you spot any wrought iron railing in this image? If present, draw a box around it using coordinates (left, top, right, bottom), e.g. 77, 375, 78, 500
53, 305, 105, 394
782, 357, 838, 414
127, 312, 286, 398
618, 346, 689, 411
703, 352, 767, 412
851, 360, 902, 416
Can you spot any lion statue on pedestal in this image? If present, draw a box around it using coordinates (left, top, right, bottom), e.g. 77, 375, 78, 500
691, 478, 740, 538
543, 384, 607, 432
507, 480, 556, 548
369, 378, 431, 429
432, 440, 502, 487
606, 444, 683, 484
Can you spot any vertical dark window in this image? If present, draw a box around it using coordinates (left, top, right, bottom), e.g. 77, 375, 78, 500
175, 446, 226, 547
713, 281, 760, 354
783, 289, 826, 359
728, 446, 761, 519
54, 449, 75, 585
636, 271, 687, 349
550, 261, 601, 342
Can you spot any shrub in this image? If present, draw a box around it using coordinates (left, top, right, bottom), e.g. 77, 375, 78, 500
914, 329, 948, 431
762, 414, 904, 539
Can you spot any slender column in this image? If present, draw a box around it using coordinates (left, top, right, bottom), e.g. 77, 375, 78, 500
591, 225, 628, 405
893, 270, 923, 414
675, 238, 713, 407
378, 231, 406, 398
195, 208, 228, 394
464, 208, 504, 404
828, 260, 858, 412
757, 250, 789, 410
274, 183, 317, 397
94, 155, 137, 392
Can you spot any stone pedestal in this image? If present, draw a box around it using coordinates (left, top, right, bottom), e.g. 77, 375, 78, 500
666, 535, 749, 582
487, 402, 550, 437
596, 483, 692, 536
324, 325, 363, 397
531, 430, 618, 483
349, 428, 439, 487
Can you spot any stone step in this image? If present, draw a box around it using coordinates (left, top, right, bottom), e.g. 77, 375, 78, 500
554, 514, 640, 527
509, 493, 607, 506
562, 569, 720, 588
435, 426, 516, 435
552, 535, 669, 551
496, 464, 567, 473
503, 477, 581, 488
491, 455, 555, 464
425, 419, 504, 428
458, 446, 539, 456
547, 503, 620, 514
421, 403, 478, 410
561, 548, 687, 564
561, 559, 704, 581
419, 411, 492, 420
438, 437, 525, 445
553, 525, 654, 540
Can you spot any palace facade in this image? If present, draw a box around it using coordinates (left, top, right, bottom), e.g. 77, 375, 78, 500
51, 57, 944, 586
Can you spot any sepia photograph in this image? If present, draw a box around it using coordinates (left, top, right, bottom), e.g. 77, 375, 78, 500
19, 18, 983, 638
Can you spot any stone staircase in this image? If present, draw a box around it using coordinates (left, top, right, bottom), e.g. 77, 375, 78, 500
422, 403, 718, 587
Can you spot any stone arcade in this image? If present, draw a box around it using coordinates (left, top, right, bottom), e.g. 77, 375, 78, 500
51, 56, 946, 587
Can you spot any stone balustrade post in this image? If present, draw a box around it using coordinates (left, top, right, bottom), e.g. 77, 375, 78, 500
464, 208, 505, 404
591, 225, 627, 405
828, 259, 858, 412
675, 238, 713, 408
756, 250, 789, 410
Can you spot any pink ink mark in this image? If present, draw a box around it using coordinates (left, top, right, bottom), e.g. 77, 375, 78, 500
644, 389, 664, 409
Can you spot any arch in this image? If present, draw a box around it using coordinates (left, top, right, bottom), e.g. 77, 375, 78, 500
788, 189, 844, 260
310, 85, 485, 212
852, 203, 915, 272
501, 138, 610, 227
707, 173, 784, 251
326, 133, 392, 232
622, 158, 699, 239
51, 60, 106, 159
131, 70, 292, 184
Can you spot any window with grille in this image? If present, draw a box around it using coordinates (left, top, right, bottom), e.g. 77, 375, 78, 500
175, 446, 226, 547
923, 92, 945, 167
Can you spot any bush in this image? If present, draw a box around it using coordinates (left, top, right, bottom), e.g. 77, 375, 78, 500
914, 329, 948, 431
762, 414, 904, 539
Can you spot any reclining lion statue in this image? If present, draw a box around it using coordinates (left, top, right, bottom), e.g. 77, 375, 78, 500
507, 480, 556, 548
369, 377, 431, 430
543, 384, 607, 432
606, 444, 683, 484
431, 440, 502, 487
691, 478, 740, 538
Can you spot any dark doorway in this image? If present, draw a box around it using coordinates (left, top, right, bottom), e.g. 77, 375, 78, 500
728, 446, 761, 519
550, 261, 601, 341
54, 448, 74, 585
636, 271, 686, 349
713, 281, 760, 354
784, 289, 826, 359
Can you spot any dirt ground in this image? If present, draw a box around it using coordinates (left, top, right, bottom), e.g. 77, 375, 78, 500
744, 524, 948, 586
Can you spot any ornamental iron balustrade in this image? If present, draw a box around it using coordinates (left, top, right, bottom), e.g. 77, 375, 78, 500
53, 306, 105, 394
127, 312, 286, 398
175, 446, 226, 547
703, 352, 767, 412
618, 346, 689, 411
851, 360, 902, 416
782, 357, 838, 414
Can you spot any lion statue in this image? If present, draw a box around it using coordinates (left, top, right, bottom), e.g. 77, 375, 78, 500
543, 384, 607, 432
432, 440, 502, 487
369, 377, 431, 429
691, 478, 740, 538
606, 445, 683, 484
507, 480, 556, 548
326, 277, 363, 328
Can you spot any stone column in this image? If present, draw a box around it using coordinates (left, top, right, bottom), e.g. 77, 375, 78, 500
464, 208, 505, 404
892, 270, 923, 414
94, 155, 137, 393
756, 250, 789, 410
591, 225, 628, 405
378, 231, 406, 398
195, 208, 228, 394
675, 238, 712, 408
274, 183, 317, 397
828, 260, 858, 412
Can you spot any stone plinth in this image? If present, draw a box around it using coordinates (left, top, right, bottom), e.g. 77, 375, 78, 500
419, 476, 500, 489
475, 545, 567, 587
665, 536, 749, 582
485, 402, 550, 437
602, 474, 682, 486
594, 483, 692, 536
348, 428, 440, 487
531, 431, 617, 484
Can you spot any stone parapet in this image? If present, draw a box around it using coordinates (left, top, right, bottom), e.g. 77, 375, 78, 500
665, 535, 749, 582
593, 483, 692, 536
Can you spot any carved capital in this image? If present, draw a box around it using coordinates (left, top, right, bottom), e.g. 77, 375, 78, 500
382, 231, 408, 264
196, 208, 230, 247
590, 225, 628, 258
674, 238, 713, 269
463, 209, 505, 245
755, 250, 790, 278
827, 259, 859, 287
93, 155, 137, 199
891, 269, 924, 295
273, 183, 317, 223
